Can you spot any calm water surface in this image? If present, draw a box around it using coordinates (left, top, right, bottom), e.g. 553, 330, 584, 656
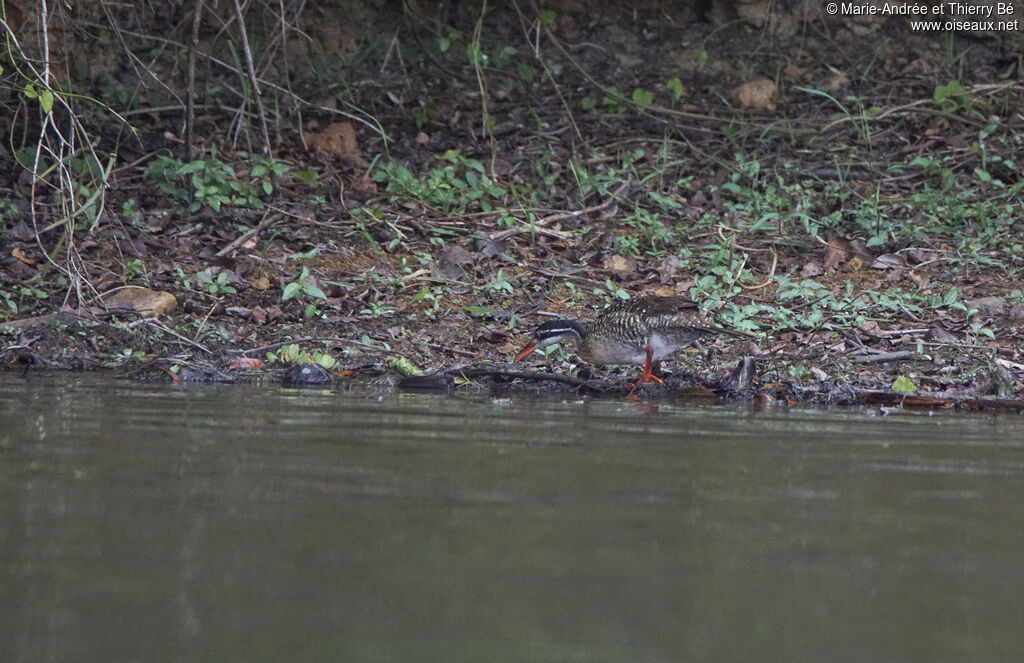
1, 373, 1023, 663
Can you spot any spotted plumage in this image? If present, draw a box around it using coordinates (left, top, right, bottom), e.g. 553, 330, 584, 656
515, 296, 738, 386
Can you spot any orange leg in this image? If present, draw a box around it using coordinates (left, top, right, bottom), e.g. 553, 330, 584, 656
625, 345, 663, 389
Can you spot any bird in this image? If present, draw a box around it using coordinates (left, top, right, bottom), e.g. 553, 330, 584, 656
514, 296, 742, 387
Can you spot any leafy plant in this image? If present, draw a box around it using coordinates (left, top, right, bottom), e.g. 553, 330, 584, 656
282, 266, 327, 319
665, 78, 683, 101
934, 79, 969, 114
268, 343, 337, 369
196, 270, 237, 296
144, 145, 289, 213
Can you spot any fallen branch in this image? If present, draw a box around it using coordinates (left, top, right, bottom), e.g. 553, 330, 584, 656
448, 367, 605, 391
851, 350, 917, 363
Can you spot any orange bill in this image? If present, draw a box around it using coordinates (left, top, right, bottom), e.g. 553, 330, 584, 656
514, 343, 537, 362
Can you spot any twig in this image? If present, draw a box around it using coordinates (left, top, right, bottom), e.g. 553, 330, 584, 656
492, 178, 633, 241
185, 0, 203, 161
230, 0, 272, 154
851, 350, 917, 363
216, 210, 279, 257
145, 319, 213, 354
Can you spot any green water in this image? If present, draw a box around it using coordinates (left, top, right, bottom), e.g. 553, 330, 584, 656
1, 374, 1023, 662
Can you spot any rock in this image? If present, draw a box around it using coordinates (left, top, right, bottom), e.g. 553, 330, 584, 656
102, 287, 177, 317
966, 296, 1004, 317
1009, 303, 1024, 321
282, 363, 333, 386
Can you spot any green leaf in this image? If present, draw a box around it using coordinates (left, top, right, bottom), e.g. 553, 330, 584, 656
665, 77, 683, 101
942, 287, 959, 307
302, 284, 327, 300
282, 282, 302, 301
891, 375, 916, 394
40, 90, 54, 114
386, 355, 423, 376
539, 9, 556, 23
292, 169, 320, 187
464, 306, 498, 315
631, 88, 653, 105
23, 83, 36, 99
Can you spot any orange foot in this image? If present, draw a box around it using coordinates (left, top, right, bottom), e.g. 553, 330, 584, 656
625, 346, 663, 390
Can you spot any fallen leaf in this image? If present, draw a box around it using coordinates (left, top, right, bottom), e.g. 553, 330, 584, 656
352, 175, 377, 193
859, 320, 882, 334
249, 276, 271, 291
11, 220, 34, 242
228, 357, 265, 370
823, 237, 852, 269
602, 254, 636, 274
800, 260, 823, 277
305, 121, 369, 168
872, 253, 907, 269
823, 72, 849, 93
11, 247, 38, 266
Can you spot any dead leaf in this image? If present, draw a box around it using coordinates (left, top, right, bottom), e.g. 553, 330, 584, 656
602, 254, 636, 274
249, 276, 271, 291
927, 326, 957, 343
734, 77, 776, 111
859, 320, 882, 334
352, 175, 377, 193
229, 357, 265, 370
824, 237, 872, 269
903, 247, 935, 264
872, 253, 907, 270
11, 247, 38, 266
305, 121, 369, 168
823, 237, 851, 269
476, 236, 508, 259
433, 244, 475, 280
440, 244, 475, 265
823, 72, 849, 93
800, 260, 823, 277
11, 220, 34, 242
